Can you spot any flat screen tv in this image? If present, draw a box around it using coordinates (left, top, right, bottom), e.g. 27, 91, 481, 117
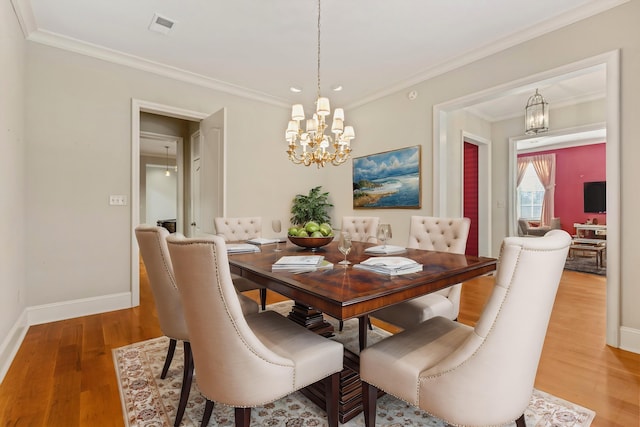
584, 181, 606, 213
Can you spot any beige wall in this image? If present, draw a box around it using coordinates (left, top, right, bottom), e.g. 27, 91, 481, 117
0, 0, 27, 363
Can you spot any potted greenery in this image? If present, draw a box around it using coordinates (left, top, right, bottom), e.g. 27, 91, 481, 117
290, 186, 333, 226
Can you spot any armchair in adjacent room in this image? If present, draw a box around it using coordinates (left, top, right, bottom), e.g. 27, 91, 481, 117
518, 217, 561, 236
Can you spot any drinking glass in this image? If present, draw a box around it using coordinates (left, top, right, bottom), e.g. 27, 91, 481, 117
377, 224, 392, 249
272, 219, 282, 252
338, 232, 352, 265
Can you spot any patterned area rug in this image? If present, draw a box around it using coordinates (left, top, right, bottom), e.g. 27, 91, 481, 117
113, 302, 595, 427
564, 254, 606, 276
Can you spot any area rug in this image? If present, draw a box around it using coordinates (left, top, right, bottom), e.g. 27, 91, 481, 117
114, 302, 595, 427
564, 254, 606, 276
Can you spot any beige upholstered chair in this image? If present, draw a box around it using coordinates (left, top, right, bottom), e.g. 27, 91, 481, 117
341, 216, 380, 243
135, 225, 259, 427
361, 230, 571, 427
166, 234, 344, 427
214, 216, 268, 309
214, 216, 262, 241
372, 216, 470, 329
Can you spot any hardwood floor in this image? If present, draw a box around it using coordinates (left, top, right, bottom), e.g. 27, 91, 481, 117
0, 267, 637, 426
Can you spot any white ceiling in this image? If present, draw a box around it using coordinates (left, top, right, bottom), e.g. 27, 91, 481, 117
16, 0, 622, 116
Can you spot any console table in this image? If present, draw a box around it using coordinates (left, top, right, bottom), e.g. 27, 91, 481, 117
573, 223, 606, 244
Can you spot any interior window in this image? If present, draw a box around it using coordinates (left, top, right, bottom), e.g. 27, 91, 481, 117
518, 163, 544, 220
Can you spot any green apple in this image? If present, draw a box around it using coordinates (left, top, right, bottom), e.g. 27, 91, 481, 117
297, 229, 309, 237
311, 231, 324, 238
319, 223, 332, 236
305, 221, 320, 233
287, 227, 298, 236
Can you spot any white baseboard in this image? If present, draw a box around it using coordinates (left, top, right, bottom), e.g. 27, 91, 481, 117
0, 309, 29, 384
619, 326, 640, 354
27, 292, 133, 326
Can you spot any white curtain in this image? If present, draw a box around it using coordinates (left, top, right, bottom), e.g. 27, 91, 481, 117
531, 154, 556, 227
516, 158, 529, 187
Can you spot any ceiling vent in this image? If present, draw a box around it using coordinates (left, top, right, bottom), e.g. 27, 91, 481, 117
148, 13, 176, 35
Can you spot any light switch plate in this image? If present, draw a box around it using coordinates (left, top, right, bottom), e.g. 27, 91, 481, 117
109, 195, 128, 206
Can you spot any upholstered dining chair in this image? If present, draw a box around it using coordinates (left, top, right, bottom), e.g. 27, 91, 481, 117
371, 216, 471, 329
341, 216, 380, 244
214, 216, 268, 309
166, 234, 344, 427
361, 230, 571, 427
135, 225, 259, 427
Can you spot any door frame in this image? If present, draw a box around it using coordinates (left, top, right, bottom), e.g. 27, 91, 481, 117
460, 132, 491, 256
433, 50, 621, 347
139, 131, 184, 233
131, 99, 208, 307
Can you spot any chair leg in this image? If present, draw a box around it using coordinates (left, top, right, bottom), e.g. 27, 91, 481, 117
324, 372, 340, 427
259, 288, 267, 310
235, 407, 251, 427
201, 399, 214, 427
175, 342, 194, 427
340, 319, 372, 331
161, 338, 177, 379
362, 382, 378, 427
515, 413, 526, 427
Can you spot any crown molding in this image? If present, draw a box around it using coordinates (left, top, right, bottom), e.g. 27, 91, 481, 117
346, 0, 629, 109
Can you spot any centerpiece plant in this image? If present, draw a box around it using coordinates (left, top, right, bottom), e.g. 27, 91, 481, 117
289, 186, 333, 239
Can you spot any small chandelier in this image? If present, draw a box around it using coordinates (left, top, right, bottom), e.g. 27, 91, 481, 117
525, 89, 549, 135
285, 0, 355, 168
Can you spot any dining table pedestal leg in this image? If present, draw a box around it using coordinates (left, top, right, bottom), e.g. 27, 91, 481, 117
286, 301, 335, 337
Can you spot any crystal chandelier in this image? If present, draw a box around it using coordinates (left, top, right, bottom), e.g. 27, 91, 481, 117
285, 0, 355, 167
525, 89, 549, 135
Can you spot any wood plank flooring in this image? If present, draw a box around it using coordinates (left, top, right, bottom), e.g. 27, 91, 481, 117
0, 265, 637, 426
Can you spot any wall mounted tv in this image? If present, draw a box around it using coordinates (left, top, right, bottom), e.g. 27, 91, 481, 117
584, 181, 606, 213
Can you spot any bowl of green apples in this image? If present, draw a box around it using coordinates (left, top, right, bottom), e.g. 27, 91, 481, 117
287, 221, 334, 249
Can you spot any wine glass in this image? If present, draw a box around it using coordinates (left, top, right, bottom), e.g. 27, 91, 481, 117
272, 219, 282, 252
377, 224, 392, 250
338, 232, 352, 265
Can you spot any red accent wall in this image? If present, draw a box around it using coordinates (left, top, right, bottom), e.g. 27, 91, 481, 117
463, 142, 479, 256
518, 143, 606, 235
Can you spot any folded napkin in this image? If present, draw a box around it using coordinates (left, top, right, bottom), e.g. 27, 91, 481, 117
226, 243, 261, 254
355, 256, 423, 275
364, 245, 406, 255
247, 237, 281, 245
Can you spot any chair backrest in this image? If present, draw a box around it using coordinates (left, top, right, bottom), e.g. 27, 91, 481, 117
341, 216, 380, 243
134, 225, 189, 341
418, 230, 571, 425
406, 216, 471, 306
407, 216, 470, 253
214, 217, 262, 241
166, 234, 297, 405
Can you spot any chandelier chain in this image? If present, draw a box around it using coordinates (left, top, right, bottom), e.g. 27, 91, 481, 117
316, 0, 321, 99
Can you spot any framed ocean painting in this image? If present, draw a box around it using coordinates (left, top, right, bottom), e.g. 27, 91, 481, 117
353, 145, 421, 209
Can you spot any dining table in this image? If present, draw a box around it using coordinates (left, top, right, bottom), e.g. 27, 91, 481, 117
227, 239, 497, 423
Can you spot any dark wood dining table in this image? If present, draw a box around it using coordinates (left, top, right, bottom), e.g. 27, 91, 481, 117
228, 239, 497, 422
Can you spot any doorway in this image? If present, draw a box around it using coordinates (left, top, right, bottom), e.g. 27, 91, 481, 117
130, 99, 225, 307
433, 51, 620, 347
